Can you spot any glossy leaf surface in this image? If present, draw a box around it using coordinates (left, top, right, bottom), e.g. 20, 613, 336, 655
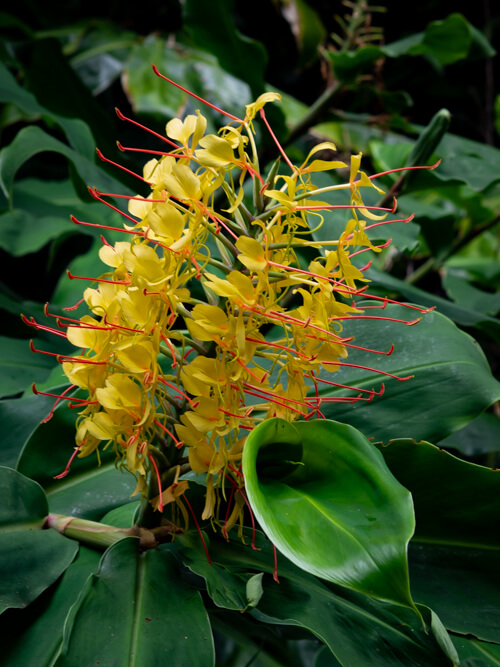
17, 399, 136, 520
318, 304, 500, 443
242, 418, 416, 609
0, 467, 78, 613
2, 547, 101, 666
377, 438, 500, 642
208, 530, 456, 666
56, 538, 215, 666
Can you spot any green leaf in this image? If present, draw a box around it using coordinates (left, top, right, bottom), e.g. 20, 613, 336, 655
0, 178, 123, 257
0, 465, 48, 529
377, 438, 500, 642
384, 13, 495, 65
246, 572, 265, 609
319, 302, 500, 443
0, 125, 128, 205
0, 391, 56, 467
0, 467, 78, 613
242, 418, 417, 610
451, 636, 500, 665
183, 0, 267, 97
367, 268, 500, 343
56, 539, 214, 666
442, 268, 500, 316
176, 533, 249, 611
284, 0, 326, 68
210, 530, 456, 666
124, 38, 252, 129
0, 61, 95, 160
17, 399, 137, 520
0, 336, 57, 398
2, 547, 101, 666
438, 412, 500, 456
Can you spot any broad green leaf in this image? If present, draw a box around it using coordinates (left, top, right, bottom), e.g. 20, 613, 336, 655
17, 399, 137, 520
0, 125, 128, 204
0, 465, 48, 529
319, 302, 500, 443
210, 530, 456, 666
438, 412, 500, 456
442, 268, 500, 316
451, 636, 500, 665
2, 546, 100, 666
125, 38, 252, 130
56, 539, 214, 666
0, 467, 78, 613
0, 178, 124, 257
383, 13, 495, 64
367, 268, 500, 343
183, 0, 266, 97
284, 0, 326, 68
0, 61, 95, 160
0, 391, 55, 467
176, 533, 252, 611
328, 14, 494, 85
0, 336, 57, 399
242, 418, 416, 610
377, 438, 500, 642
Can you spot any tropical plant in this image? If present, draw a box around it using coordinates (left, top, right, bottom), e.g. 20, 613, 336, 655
1, 2, 499, 665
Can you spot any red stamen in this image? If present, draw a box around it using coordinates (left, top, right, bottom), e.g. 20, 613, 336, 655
295, 203, 395, 212
117, 141, 189, 159
32, 383, 99, 404
88, 187, 143, 225
272, 543, 279, 583
157, 378, 195, 405
183, 495, 212, 566
160, 335, 178, 368
115, 108, 181, 149
30, 341, 106, 365
96, 148, 152, 183
367, 159, 441, 181
259, 108, 296, 173
71, 214, 144, 237
22, 315, 68, 339
153, 419, 184, 448
152, 64, 244, 124
348, 238, 392, 259
320, 361, 413, 381
147, 451, 164, 511
54, 442, 83, 479
329, 314, 421, 325
39, 384, 78, 423
67, 270, 131, 286
63, 296, 86, 311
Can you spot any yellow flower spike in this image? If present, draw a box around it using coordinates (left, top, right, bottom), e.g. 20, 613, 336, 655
66, 316, 111, 353
162, 163, 202, 202
95, 373, 144, 411
203, 271, 258, 307
244, 92, 282, 123
186, 304, 230, 342
150, 465, 190, 512
235, 237, 268, 272
144, 201, 186, 244
181, 396, 226, 434
299, 142, 347, 174
126, 437, 147, 477
166, 111, 207, 152
113, 338, 157, 375
195, 134, 237, 169
61, 359, 107, 392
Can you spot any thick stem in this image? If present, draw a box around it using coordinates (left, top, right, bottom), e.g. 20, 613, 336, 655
45, 513, 158, 550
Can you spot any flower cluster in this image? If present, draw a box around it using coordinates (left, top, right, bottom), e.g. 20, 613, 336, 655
28, 68, 433, 533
